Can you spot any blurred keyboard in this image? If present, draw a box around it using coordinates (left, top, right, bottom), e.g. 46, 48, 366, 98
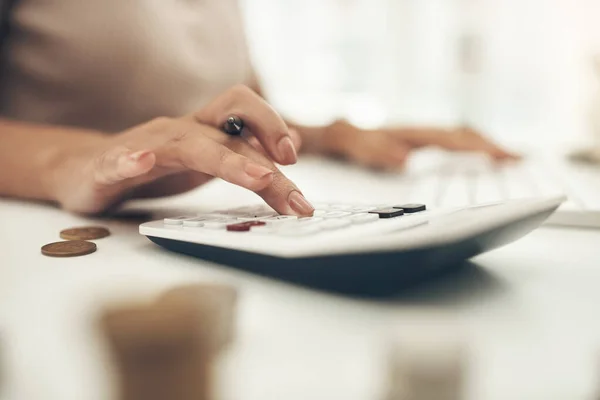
404, 153, 600, 228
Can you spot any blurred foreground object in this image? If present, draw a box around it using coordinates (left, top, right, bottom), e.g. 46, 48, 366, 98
570, 56, 600, 166
101, 284, 237, 400
569, 147, 600, 165
158, 284, 238, 351
385, 319, 467, 400
591, 56, 600, 147
0, 333, 4, 400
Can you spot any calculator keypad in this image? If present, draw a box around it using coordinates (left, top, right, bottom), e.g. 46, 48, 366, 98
167, 203, 427, 235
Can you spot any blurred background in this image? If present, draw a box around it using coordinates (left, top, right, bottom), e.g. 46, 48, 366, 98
240, 0, 600, 148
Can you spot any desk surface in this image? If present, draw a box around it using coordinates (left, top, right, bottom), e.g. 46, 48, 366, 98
1, 157, 600, 400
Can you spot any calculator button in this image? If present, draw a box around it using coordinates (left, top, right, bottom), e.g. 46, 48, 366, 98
263, 216, 298, 225
393, 204, 427, 213
164, 216, 195, 225
203, 219, 238, 229
348, 213, 379, 224
369, 208, 405, 218
226, 221, 266, 232
322, 211, 352, 219
237, 210, 277, 219
297, 217, 324, 225
236, 213, 276, 221
221, 207, 259, 216
202, 213, 233, 219
329, 204, 353, 210
320, 219, 352, 230
349, 206, 377, 213
250, 225, 280, 234
251, 211, 278, 217
182, 217, 212, 227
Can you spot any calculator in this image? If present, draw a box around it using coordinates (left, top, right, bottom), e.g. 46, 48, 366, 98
140, 196, 564, 295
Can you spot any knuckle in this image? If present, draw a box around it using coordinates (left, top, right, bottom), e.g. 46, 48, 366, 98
93, 149, 111, 173
155, 119, 192, 143
147, 116, 174, 131
93, 145, 126, 171
229, 84, 254, 98
141, 116, 187, 140
269, 169, 293, 191
91, 147, 120, 184
222, 137, 247, 153
227, 85, 259, 112
218, 148, 235, 167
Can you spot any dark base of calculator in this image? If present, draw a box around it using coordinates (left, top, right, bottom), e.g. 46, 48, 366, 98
146, 208, 552, 297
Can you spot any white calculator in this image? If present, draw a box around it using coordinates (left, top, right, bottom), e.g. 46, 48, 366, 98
140, 196, 564, 294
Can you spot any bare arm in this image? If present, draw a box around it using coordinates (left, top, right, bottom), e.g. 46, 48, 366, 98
0, 118, 107, 202
0, 85, 314, 216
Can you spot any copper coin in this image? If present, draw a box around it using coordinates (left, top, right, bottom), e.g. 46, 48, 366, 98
60, 226, 110, 241
41, 240, 97, 257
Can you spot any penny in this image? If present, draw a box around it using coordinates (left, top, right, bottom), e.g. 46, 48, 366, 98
41, 240, 97, 257
60, 226, 110, 241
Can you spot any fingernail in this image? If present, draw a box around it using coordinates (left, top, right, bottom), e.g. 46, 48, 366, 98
244, 163, 273, 179
277, 136, 298, 164
288, 191, 314, 216
129, 150, 151, 162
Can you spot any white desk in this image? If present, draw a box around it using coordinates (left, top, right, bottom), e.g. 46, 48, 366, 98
1, 157, 600, 400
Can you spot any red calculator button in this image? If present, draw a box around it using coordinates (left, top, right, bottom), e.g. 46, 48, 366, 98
226, 221, 266, 232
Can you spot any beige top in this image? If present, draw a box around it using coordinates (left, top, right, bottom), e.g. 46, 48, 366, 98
0, 0, 253, 132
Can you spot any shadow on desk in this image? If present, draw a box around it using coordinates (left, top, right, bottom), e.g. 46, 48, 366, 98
381, 261, 508, 305
148, 236, 508, 301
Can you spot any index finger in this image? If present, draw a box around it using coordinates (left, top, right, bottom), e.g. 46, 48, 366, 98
214, 133, 314, 216
190, 85, 298, 165
172, 122, 313, 216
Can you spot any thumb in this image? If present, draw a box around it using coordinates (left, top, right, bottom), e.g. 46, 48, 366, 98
288, 127, 302, 152
93, 147, 156, 186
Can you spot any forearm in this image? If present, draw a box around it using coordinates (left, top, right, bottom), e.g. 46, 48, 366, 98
0, 118, 107, 201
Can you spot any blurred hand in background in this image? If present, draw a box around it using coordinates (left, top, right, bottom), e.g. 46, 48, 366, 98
294, 120, 519, 170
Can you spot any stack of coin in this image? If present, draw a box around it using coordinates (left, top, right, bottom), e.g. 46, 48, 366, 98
41, 226, 110, 257
101, 284, 238, 400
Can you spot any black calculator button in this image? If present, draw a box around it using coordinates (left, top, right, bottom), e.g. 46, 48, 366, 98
393, 204, 426, 213
368, 208, 404, 218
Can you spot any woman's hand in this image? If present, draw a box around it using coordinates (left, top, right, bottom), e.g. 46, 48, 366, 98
51, 85, 314, 216
304, 120, 519, 170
